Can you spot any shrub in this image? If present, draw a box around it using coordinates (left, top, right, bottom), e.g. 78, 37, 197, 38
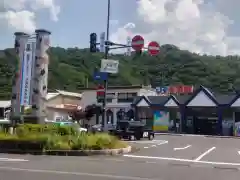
0, 124, 128, 152
16, 123, 80, 136
0, 133, 49, 151
50, 141, 71, 150
71, 133, 128, 150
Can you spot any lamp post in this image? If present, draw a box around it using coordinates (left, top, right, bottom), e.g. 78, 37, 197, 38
102, 0, 111, 131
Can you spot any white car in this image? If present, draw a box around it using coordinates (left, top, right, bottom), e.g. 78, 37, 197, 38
79, 127, 87, 132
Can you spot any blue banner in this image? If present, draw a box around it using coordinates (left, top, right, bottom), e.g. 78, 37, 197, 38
93, 71, 108, 81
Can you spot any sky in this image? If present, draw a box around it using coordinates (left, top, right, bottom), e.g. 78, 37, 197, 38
1, 0, 240, 56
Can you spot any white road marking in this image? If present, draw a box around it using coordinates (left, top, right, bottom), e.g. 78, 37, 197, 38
131, 140, 168, 149
156, 141, 168, 146
238, 151, 240, 155
145, 161, 157, 164
194, 147, 216, 161
0, 166, 155, 180
0, 158, 28, 162
123, 154, 240, 166
128, 140, 167, 144
174, 145, 191, 151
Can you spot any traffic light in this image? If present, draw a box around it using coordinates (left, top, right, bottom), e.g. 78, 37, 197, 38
90, 33, 97, 52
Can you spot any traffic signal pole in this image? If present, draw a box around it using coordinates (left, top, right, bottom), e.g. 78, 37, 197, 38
90, 0, 154, 131
102, 0, 111, 131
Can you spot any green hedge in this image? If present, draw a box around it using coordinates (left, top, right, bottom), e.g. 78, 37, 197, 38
16, 123, 79, 136
0, 124, 127, 151
0, 133, 127, 151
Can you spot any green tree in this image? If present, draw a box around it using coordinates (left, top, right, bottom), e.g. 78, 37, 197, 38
0, 45, 239, 100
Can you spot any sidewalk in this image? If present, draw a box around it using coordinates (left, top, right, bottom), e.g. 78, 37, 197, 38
155, 132, 240, 139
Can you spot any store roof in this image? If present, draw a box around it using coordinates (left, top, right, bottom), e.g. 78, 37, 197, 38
46, 90, 82, 100
133, 86, 240, 107
56, 90, 82, 98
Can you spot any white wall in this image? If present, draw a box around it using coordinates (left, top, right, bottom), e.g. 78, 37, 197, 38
79, 90, 96, 109
80, 87, 157, 124
139, 89, 157, 96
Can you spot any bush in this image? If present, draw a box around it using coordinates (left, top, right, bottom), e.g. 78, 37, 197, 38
0, 133, 49, 151
71, 133, 128, 150
0, 124, 128, 152
16, 123, 79, 136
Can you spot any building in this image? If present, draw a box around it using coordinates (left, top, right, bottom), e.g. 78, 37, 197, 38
132, 85, 240, 136
45, 90, 82, 121
79, 85, 157, 125
0, 101, 11, 120
0, 90, 82, 123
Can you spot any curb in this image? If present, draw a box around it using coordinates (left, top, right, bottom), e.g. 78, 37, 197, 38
204, 135, 240, 139
155, 133, 184, 136
155, 133, 240, 139
0, 146, 132, 156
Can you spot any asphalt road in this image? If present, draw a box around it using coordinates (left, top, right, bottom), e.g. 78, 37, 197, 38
127, 135, 240, 164
1, 135, 240, 180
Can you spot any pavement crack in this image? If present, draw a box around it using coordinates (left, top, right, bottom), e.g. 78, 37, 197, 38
169, 163, 191, 167
213, 166, 239, 171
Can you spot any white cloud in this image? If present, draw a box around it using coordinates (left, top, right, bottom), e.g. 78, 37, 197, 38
0, 0, 60, 33
110, 0, 237, 56
2, 10, 36, 33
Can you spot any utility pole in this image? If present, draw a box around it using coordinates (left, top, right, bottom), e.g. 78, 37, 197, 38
102, 0, 111, 131
89, 0, 160, 131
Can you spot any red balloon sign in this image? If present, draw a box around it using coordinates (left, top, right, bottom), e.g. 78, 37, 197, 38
148, 41, 160, 55
131, 35, 144, 51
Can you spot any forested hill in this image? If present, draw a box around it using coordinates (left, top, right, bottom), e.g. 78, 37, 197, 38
0, 44, 240, 100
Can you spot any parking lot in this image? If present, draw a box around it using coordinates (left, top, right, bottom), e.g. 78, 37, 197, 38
1, 135, 240, 179
126, 135, 240, 166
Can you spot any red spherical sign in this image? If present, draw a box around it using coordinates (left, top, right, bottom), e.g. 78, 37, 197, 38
148, 41, 160, 55
131, 35, 144, 51
96, 85, 105, 96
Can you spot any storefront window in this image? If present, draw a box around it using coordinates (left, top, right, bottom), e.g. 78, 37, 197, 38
116, 109, 125, 121
106, 109, 114, 124
117, 92, 137, 103
126, 109, 134, 120
137, 107, 152, 122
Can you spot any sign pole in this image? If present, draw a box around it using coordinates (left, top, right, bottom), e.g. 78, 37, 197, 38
102, 0, 111, 132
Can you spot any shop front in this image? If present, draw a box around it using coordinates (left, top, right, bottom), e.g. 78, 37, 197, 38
133, 96, 172, 132
133, 85, 238, 136
230, 95, 240, 137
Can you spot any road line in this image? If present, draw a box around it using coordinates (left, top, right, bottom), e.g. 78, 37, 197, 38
145, 161, 157, 164
156, 141, 168, 146
0, 166, 157, 180
0, 158, 28, 162
106, 159, 125, 162
238, 151, 240, 155
194, 147, 216, 161
123, 154, 240, 166
129, 140, 168, 144
151, 145, 156, 147
174, 145, 191, 151
144, 147, 149, 149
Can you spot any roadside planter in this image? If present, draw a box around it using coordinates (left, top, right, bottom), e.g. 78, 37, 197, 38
0, 124, 131, 156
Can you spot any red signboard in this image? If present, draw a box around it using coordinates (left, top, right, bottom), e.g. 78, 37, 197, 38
131, 35, 144, 51
148, 41, 160, 55
168, 85, 194, 94
96, 85, 105, 96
